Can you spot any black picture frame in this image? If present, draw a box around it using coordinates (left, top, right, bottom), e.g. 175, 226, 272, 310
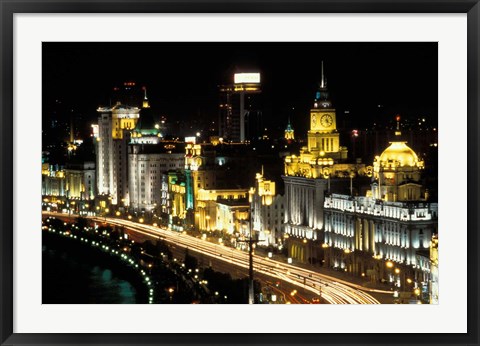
1, 1, 479, 345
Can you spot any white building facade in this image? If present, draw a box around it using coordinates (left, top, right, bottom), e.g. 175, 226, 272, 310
249, 173, 285, 246
128, 143, 185, 212
96, 103, 140, 205
42, 164, 66, 197
323, 135, 438, 302
65, 161, 96, 200
282, 67, 367, 263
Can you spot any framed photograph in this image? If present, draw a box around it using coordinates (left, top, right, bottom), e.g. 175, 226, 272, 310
1, 1, 479, 345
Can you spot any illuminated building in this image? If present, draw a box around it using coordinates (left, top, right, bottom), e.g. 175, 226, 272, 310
371, 117, 425, 202
183, 141, 258, 232
249, 171, 285, 246
215, 198, 250, 235
42, 163, 66, 197
306, 62, 348, 161
128, 142, 185, 212
161, 171, 188, 231
167, 171, 188, 231
283, 63, 351, 180
64, 161, 95, 200
42, 163, 90, 214
130, 87, 165, 145
161, 173, 249, 233
196, 188, 249, 232
429, 235, 438, 304
282, 64, 368, 263
161, 142, 225, 231
284, 118, 294, 141
185, 142, 228, 229
96, 102, 140, 205
128, 94, 184, 212
219, 72, 262, 142
94, 82, 149, 205
41, 180, 65, 212
323, 130, 438, 302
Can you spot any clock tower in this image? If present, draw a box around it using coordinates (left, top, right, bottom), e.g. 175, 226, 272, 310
307, 62, 344, 158
282, 64, 360, 264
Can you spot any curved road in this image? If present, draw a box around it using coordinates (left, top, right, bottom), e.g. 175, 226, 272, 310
43, 212, 392, 304
96, 216, 391, 304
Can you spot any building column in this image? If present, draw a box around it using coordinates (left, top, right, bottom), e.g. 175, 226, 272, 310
370, 220, 375, 254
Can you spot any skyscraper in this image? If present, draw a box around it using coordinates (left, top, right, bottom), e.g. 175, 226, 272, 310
218, 72, 262, 142
96, 103, 140, 205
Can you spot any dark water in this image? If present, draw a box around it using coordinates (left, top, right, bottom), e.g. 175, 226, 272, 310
43, 243, 138, 304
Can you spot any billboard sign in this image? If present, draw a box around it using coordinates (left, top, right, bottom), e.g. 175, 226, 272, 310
234, 73, 260, 84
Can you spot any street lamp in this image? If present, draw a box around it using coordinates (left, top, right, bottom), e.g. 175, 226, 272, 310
168, 287, 174, 302
385, 261, 394, 284
394, 268, 402, 288
349, 171, 356, 196
237, 219, 258, 304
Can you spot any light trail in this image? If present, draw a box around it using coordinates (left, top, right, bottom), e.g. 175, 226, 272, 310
43, 212, 391, 304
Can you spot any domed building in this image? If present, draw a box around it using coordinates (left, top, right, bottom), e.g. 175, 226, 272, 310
378, 141, 421, 167
372, 121, 426, 202
323, 118, 438, 303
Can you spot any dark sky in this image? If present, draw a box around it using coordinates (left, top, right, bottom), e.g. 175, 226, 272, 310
43, 42, 437, 135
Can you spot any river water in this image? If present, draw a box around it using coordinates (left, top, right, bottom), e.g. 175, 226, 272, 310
42, 243, 139, 304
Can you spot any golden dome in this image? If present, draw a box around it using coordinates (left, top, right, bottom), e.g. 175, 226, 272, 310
378, 141, 420, 167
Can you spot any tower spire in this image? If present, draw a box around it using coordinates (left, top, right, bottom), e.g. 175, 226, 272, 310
314, 61, 331, 109
285, 114, 295, 140
321, 61, 325, 88
395, 115, 402, 136
69, 112, 74, 143
142, 86, 150, 108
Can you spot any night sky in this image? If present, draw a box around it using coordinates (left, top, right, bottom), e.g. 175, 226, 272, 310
43, 42, 437, 136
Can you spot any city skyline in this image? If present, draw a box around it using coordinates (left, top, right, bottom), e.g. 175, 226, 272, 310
43, 42, 437, 138
42, 42, 439, 305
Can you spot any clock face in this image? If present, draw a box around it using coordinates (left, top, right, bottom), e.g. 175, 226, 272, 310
320, 114, 333, 127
